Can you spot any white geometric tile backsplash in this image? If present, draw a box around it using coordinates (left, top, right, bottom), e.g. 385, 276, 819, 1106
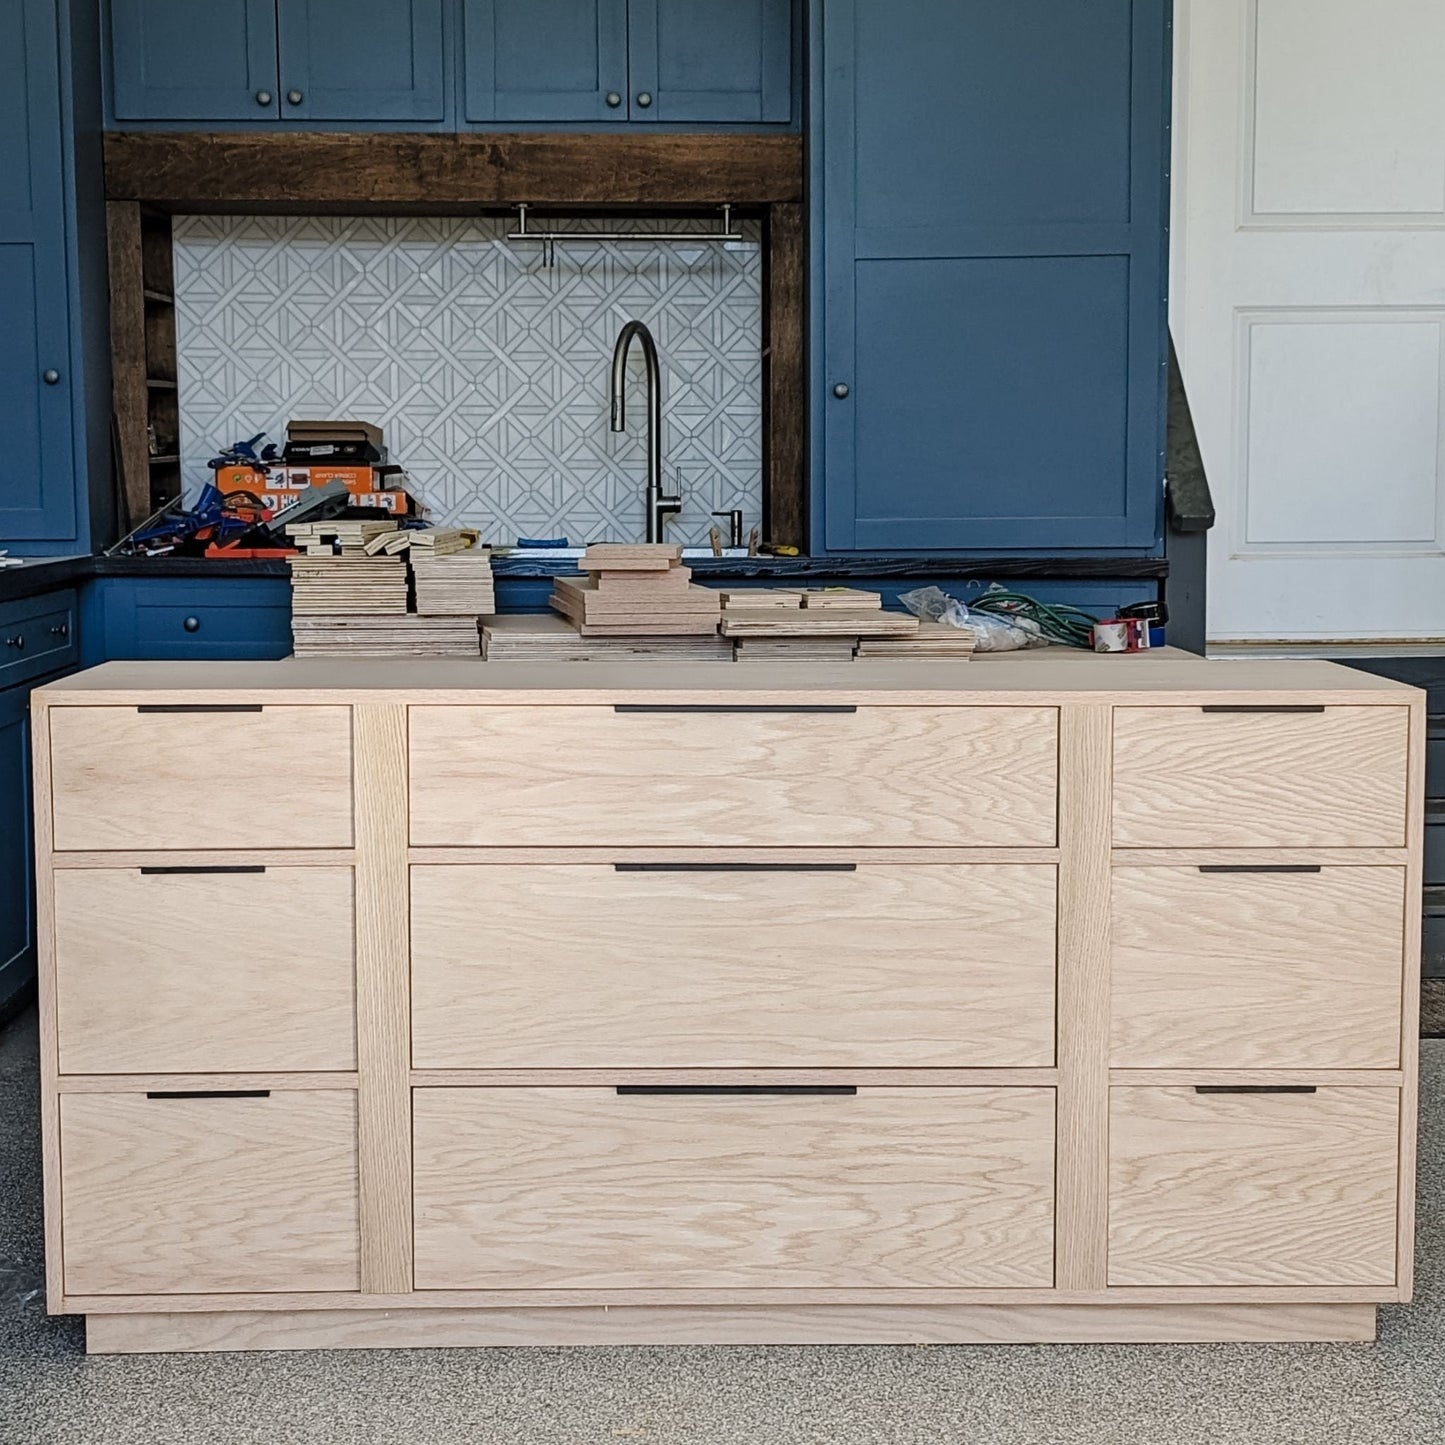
173, 214, 763, 545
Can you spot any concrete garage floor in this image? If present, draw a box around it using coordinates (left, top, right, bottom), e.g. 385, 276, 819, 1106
2, 1009, 1443, 1445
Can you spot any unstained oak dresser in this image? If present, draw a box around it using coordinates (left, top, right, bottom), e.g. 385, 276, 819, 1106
30, 652, 1424, 1353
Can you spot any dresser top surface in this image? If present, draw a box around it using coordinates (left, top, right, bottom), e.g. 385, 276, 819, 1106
33, 649, 1421, 707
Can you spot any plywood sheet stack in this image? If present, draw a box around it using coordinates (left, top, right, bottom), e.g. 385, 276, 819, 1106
290, 615, 481, 658
288, 556, 409, 616
856, 619, 976, 659
286, 519, 398, 556
412, 552, 496, 617
481, 613, 732, 663
720, 586, 919, 663
549, 544, 722, 637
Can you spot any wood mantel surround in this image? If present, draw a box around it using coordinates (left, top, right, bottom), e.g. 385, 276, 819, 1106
102, 132, 806, 542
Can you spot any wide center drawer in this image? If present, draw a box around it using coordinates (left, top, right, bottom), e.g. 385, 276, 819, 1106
1110, 865, 1406, 1069
407, 705, 1059, 847
48, 705, 354, 851
60, 1090, 360, 1296
413, 1086, 1056, 1291
1112, 705, 1409, 847
54, 866, 357, 1074
411, 863, 1057, 1068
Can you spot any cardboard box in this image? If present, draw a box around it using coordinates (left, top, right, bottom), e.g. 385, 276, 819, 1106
210, 464, 408, 516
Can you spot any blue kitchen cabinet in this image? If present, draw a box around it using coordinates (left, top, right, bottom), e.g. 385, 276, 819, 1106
0, 589, 80, 1017
108, 0, 446, 125
464, 0, 792, 125
814, 0, 1170, 553
109, 0, 280, 121
83, 577, 293, 662
277, 0, 446, 122
0, 0, 78, 545
463, 0, 626, 122
629, 0, 791, 123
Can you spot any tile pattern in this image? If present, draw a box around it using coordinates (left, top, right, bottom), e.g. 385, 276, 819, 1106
173, 214, 763, 545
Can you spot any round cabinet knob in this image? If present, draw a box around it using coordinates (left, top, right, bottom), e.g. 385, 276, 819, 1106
49, 622, 68, 639
832, 382, 850, 399
255, 90, 273, 106
605, 91, 622, 108
182, 616, 201, 633
5, 635, 24, 650
42, 369, 60, 385
636, 92, 652, 108
286, 89, 304, 105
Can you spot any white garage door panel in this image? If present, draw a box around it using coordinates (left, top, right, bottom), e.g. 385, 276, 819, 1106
1174, 0, 1445, 641
1243, 317, 1445, 545
1252, 0, 1445, 218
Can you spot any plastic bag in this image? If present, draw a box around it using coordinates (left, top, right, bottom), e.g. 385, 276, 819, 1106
898, 586, 1048, 652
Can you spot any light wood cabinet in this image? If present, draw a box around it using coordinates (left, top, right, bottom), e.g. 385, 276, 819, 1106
30, 653, 1423, 1351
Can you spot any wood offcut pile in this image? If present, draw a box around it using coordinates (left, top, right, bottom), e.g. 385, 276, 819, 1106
550, 544, 722, 637
482, 612, 732, 662
720, 585, 934, 662
287, 521, 489, 658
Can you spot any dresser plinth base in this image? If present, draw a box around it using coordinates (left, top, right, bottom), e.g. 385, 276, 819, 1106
84, 1302, 1379, 1354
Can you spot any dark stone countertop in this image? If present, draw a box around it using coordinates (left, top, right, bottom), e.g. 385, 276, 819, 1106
1, 549, 1168, 605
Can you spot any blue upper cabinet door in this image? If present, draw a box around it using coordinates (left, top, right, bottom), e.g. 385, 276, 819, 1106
464, 0, 627, 123
109, 0, 281, 121
628, 0, 792, 123
0, 0, 76, 543
817, 0, 1169, 553
277, 0, 446, 122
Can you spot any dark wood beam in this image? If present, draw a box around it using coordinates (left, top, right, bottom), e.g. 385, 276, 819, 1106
105, 200, 151, 530
104, 132, 804, 209
763, 201, 806, 549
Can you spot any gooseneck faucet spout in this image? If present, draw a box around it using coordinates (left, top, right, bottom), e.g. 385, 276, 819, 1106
610, 319, 681, 543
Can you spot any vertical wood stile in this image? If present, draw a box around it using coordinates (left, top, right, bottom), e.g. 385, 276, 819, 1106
1054, 704, 1113, 1290
104, 201, 151, 530
352, 704, 412, 1294
30, 696, 64, 1305
1397, 694, 1426, 1297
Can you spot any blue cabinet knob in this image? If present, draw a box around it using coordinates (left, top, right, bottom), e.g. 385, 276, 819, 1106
636, 92, 652, 108
832, 382, 850, 399
606, 91, 622, 108
183, 616, 200, 633
256, 90, 273, 106
286, 89, 304, 105
42, 369, 60, 385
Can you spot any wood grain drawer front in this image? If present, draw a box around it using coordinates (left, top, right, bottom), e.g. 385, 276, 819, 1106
411, 864, 1056, 1069
1108, 1087, 1400, 1288
413, 1086, 1055, 1291
55, 867, 357, 1074
1110, 866, 1406, 1070
48, 705, 354, 851
407, 705, 1059, 847
1111, 706, 1409, 847
60, 1091, 360, 1296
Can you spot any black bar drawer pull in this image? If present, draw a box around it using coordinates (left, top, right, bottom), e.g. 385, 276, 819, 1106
140, 865, 267, 876
136, 704, 264, 714
1199, 705, 1325, 715
145, 1090, 271, 1100
612, 704, 858, 715
616, 1085, 857, 1097
1196, 865, 1322, 875
1193, 1085, 1318, 1095
613, 863, 857, 874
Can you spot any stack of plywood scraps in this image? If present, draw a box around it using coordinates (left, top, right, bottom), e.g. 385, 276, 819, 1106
482, 612, 732, 662
720, 585, 921, 661
286, 519, 398, 556
288, 556, 409, 616
411, 552, 496, 617
549, 544, 722, 637
856, 618, 976, 659
289, 615, 481, 658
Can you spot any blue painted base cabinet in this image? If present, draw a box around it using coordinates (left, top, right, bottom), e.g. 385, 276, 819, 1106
83, 577, 293, 663
814, 0, 1170, 554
